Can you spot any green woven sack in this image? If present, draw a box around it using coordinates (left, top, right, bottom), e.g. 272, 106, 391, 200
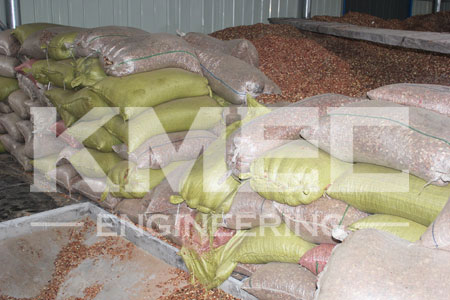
250, 140, 353, 206
12, 23, 60, 44
0, 77, 19, 101
180, 223, 314, 289
61, 88, 110, 120
66, 119, 122, 152
170, 96, 270, 214
105, 96, 223, 152
47, 31, 78, 60
71, 57, 107, 88
24, 60, 49, 84
44, 88, 77, 127
69, 148, 122, 178
327, 163, 450, 226
92, 68, 210, 120
106, 160, 184, 198
348, 214, 427, 242
42, 59, 75, 89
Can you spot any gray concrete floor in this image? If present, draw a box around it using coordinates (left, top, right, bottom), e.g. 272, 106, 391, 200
0, 217, 188, 299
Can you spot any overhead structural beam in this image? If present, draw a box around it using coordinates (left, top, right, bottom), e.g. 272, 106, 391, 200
304, 0, 312, 19
6, 0, 21, 29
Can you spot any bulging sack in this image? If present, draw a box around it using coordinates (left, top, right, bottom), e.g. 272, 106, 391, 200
12, 23, 63, 44
24, 132, 67, 159
299, 244, 335, 275
367, 83, 450, 117
74, 26, 148, 57
348, 214, 427, 242
196, 49, 277, 104
419, 197, 450, 251
0, 113, 23, 142
326, 163, 450, 226
0, 55, 19, 78
0, 77, 19, 101
227, 94, 366, 177
113, 130, 217, 169
44, 88, 77, 126
92, 68, 210, 120
0, 29, 20, 56
275, 196, 368, 244
17, 73, 40, 101
19, 26, 80, 59
301, 100, 450, 186
100, 33, 202, 77
105, 96, 222, 152
60, 88, 110, 121
65, 147, 122, 178
242, 263, 316, 300
221, 181, 282, 230
315, 229, 450, 300
250, 140, 352, 206
8, 90, 31, 119
182, 32, 259, 67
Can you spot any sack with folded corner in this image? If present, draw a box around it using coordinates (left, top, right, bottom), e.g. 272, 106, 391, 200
195, 49, 279, 104
71, 57, 107, 88
74, 26, 148, 57
367, 83, 450, 117
44, 88, 77, 127
46, 163, 81, 192
181, 32, 259, 67
113, 130, 217, 169
17, 73, 40, 101
47, 31, 81, 60
180, 223, 315, 289
12, 23, 64, 44
100, 33, 202, 77
226, 94, 366, 178
274, 195, 368, 244
301, 100, 450, 186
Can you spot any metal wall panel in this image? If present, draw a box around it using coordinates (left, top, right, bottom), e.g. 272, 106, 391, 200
16, 0, 299, 33
412, 0, 432, 15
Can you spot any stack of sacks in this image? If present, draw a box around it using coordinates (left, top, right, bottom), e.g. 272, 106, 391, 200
13, 23, 281, 212
0, 29, 30, 169
126, 90, 450, 299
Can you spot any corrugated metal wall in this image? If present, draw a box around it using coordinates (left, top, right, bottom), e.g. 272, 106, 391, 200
12, 0, 299, 34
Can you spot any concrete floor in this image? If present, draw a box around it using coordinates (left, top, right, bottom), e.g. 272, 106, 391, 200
0, 217, 188, 299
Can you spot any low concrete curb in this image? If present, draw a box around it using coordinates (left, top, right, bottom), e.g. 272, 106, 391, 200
269, 18, 450, 54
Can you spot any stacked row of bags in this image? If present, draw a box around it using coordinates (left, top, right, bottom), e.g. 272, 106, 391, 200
0, 29, 34, 168
0, 23, 280, 211
119, 87, 450, 300
3, 23, 450, 299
